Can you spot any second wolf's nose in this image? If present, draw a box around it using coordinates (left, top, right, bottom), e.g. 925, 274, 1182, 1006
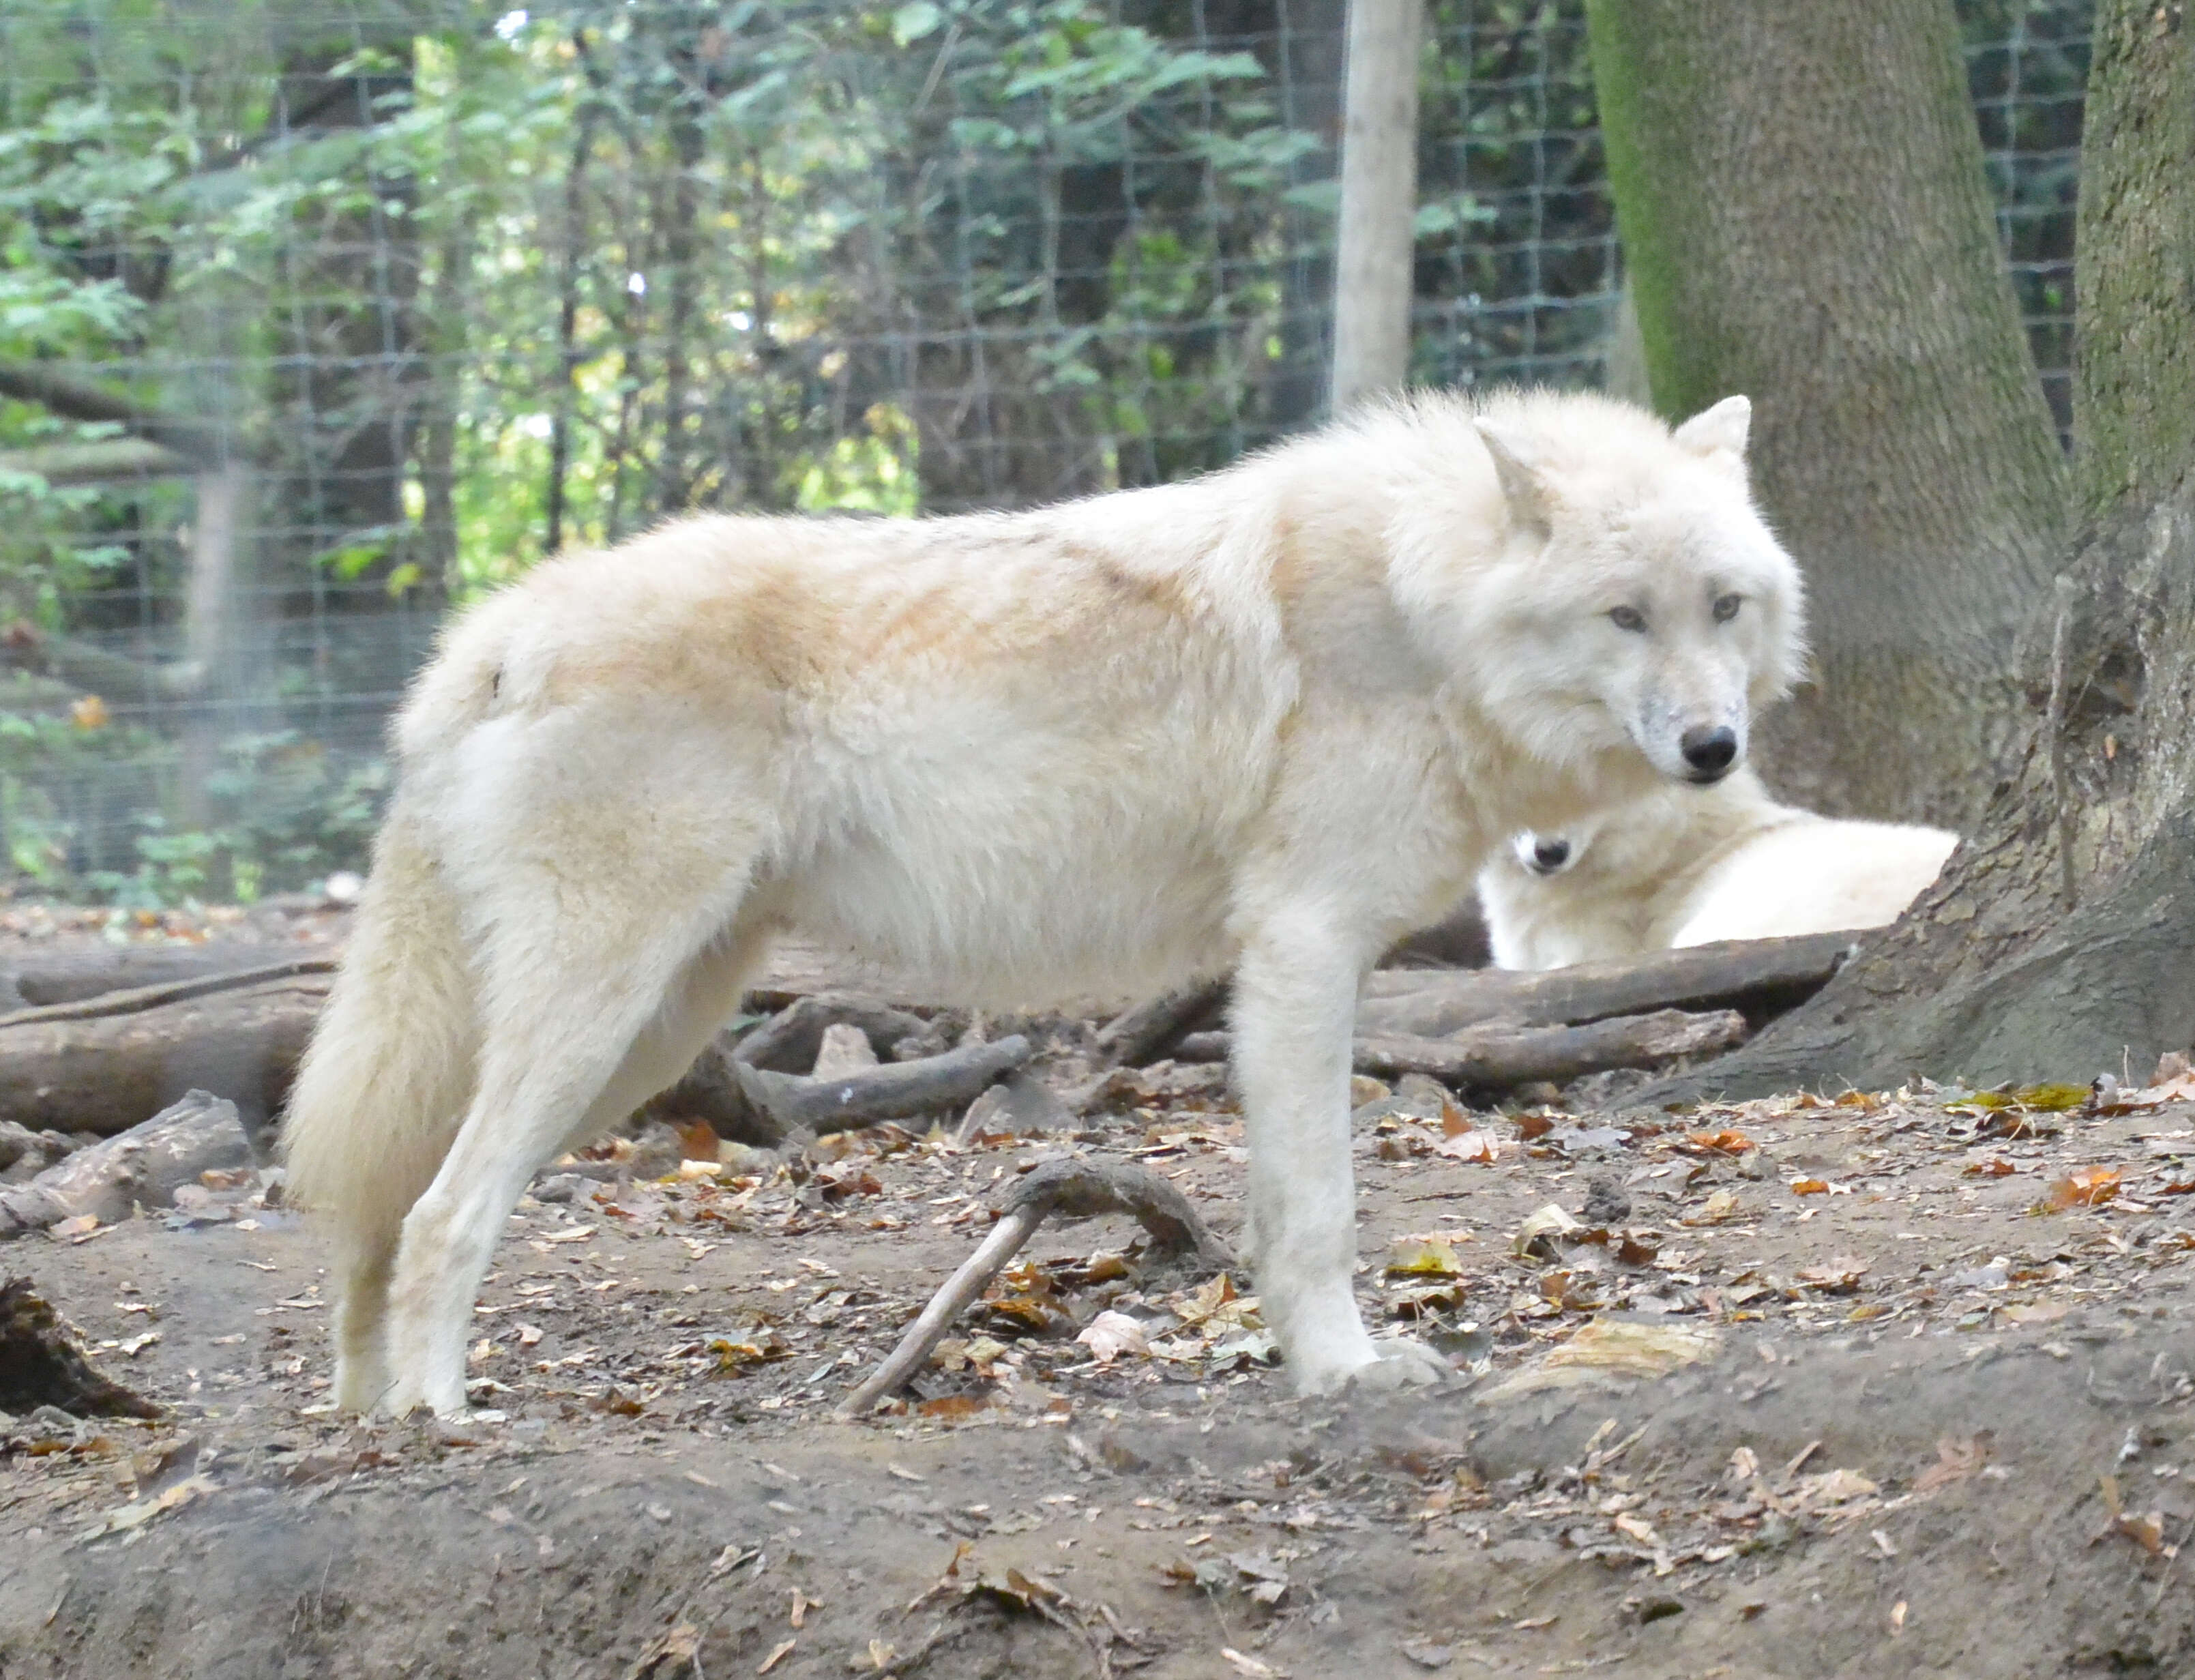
1680, 725, 1738, 779
1531, 838, 1572, 872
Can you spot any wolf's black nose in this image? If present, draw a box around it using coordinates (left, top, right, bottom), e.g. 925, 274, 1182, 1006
1680, 725, 1738, 779
1531, 838, 1572, 873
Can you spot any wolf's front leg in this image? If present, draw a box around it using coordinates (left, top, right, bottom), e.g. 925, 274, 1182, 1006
1232, 917, 1450, 1396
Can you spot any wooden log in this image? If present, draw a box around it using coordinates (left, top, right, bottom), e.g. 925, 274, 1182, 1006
0, 975, 328, 1136
0, 1091, 251, 1238
1351, 1009, 1749, 1087
1093, 975, 1228, 1068
1356, 932, 1856, 1038
0, 943, 329, 1012
734, 1034, 1035, 1139
730, 991, 933, 1074
0, 956, 336, 1028
1174, 1007, 1749, 1089
841, 1158, 1232, 1414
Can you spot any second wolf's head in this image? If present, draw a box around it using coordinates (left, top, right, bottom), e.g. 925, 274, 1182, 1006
1397, 391, 1806, 799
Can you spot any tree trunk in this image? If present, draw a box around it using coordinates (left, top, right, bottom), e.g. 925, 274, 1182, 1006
2072, 0, 2195, 525
1329, 0, 1422, 411
1642, 0, 2195, 1100
1585, 0, 2069, 828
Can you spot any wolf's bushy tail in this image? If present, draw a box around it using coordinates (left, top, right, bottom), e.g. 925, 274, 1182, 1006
280, 801, 478, 1253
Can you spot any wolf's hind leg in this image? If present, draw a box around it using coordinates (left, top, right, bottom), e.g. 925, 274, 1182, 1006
379, 901, 769, 1419
331, 1220, 400, 1413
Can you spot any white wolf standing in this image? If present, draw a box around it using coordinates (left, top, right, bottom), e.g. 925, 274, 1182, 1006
280, 388, 1803, 1417
1477, 767, 1958, 970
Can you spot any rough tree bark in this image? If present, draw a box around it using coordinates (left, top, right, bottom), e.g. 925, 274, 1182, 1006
1645, 0, 2195, 1097
1585, 0, 2069, 828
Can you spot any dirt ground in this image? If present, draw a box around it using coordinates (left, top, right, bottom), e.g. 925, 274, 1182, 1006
0, 913, 2192, 1677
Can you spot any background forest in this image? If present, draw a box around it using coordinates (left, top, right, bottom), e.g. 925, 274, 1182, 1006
0, 0, 2088, 903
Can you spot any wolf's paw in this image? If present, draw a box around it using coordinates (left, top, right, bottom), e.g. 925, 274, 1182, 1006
1286, 1332, 1452, 1397
1342, 1336, 1452, 1394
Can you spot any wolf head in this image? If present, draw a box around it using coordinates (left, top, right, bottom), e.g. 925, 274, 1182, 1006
1426, 392, 1806, 794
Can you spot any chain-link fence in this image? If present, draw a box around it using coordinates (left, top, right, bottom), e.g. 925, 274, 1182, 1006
0, 0, 2091, 899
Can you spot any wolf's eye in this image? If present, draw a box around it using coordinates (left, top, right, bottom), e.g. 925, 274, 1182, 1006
1713, 593, 1743, 623
1608, 605, 1647, 633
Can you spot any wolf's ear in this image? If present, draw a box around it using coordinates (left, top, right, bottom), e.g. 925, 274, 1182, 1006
1473, 417, 1555, 537
1673, 395, 1751, 469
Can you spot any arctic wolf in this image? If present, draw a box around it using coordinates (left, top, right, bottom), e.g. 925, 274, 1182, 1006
281, 387, 1803, 1417
1478, 767, 1957, 970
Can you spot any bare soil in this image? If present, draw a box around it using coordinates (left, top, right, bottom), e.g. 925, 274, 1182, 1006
0, 916, 2190, 1677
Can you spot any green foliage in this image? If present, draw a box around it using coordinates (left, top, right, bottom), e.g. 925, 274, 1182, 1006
0, 0, 2091, 899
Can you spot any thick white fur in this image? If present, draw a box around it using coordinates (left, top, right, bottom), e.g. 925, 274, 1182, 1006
1478, 767, 1959, 971
280, 388, 1803, 1416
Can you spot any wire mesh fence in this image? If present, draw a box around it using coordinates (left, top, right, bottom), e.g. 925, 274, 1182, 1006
0, 0, 2091, 899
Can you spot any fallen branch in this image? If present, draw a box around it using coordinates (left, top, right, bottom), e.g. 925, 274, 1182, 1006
0, 1091, 251, 1239
842, 1158, 1233, 1414
0, 944, 328, 1012
1351, 1008, 1749, 1087
1093, 976, 1228, 1068
1174, 1007, 1749, 1088
735, 1034, 1034, 1139
0, 956, 337, 1029
731, 991, 932, 1073
1356, 932, 1855, 1038
0, 975, 329, 1135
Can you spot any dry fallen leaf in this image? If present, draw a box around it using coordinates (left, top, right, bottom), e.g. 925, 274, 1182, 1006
2111, 1510, 2168, 1556
1513, 1203, 1581, 1258
2044, 1166, 2122, 1210
626, 1624, 702, 1680
1965, 1158, 2018, 1177
755, 1638, 796, 1675
1076, 1310, 1151, 1366
1687, 1129, 1754, 1155
1220, 1650, 1286, 1679
1385, 1236, 1465, 1278
1788, 1178, 1829, 1196
1685, 1188, 1743, 1226
1478, 1319, 1720, 1400
1914, 1434, 1992, 1494
1611, 1512, 1663, 1547
916, 1393, 992, 1421
1795, 1256, 1870, 1294
1435, 1128, 1500, 1163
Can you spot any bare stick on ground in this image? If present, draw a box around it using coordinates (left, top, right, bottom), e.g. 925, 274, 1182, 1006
0, 957, 338, 1030
842, 1158, 1234, 1415
0, 945, 332, 1012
